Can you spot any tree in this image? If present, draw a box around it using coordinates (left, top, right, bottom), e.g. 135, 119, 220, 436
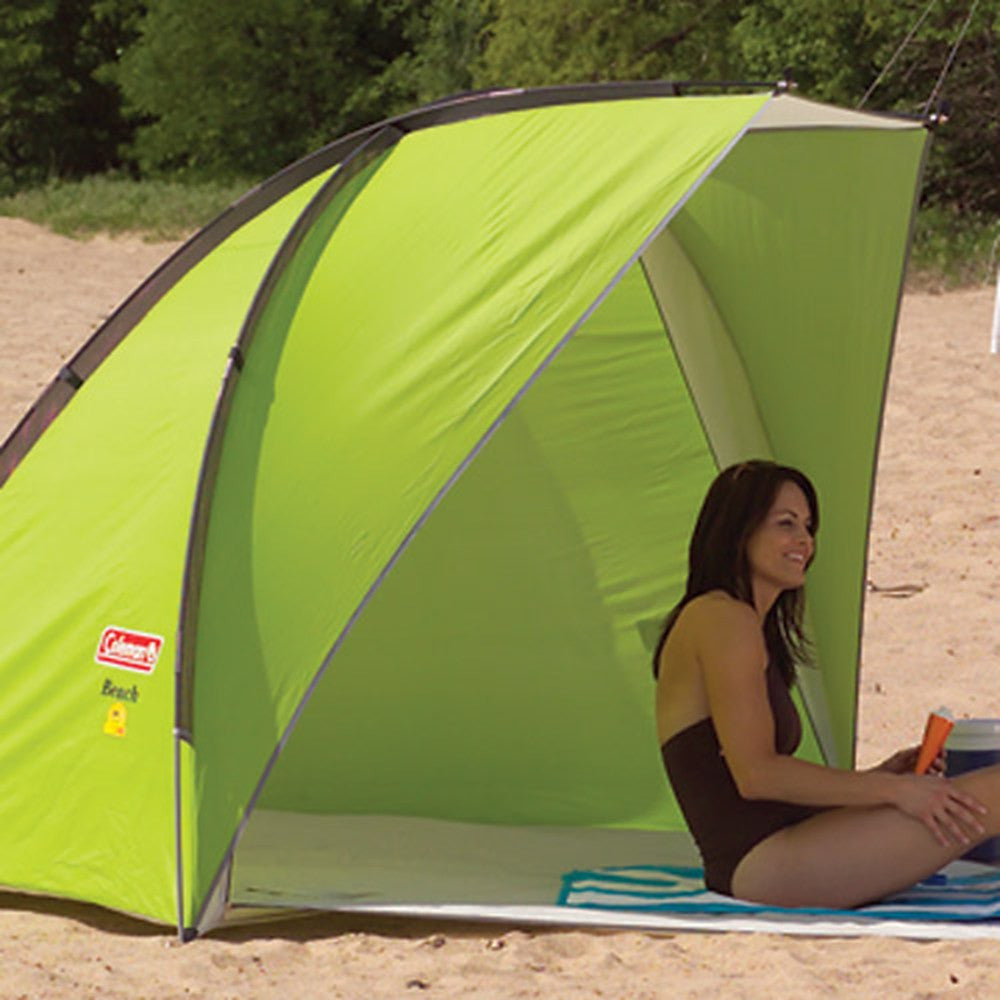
730, 0, 877, 102
378, 0, 489, 107
0, 0, 142, 191
113, 0, 421, 179
474, 0, 745, 90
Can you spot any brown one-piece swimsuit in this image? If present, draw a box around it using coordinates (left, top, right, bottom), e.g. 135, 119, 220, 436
660, 661, 825, 896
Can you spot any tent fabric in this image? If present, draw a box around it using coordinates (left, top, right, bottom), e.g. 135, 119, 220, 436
0, 85, 929, 938
183, 93, 772, 930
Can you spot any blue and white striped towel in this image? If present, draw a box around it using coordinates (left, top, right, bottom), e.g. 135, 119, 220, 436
559, 865, 1000, 922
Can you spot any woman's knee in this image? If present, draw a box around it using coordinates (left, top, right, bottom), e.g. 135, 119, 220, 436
730, 807, 955, 908
954, 766, 1000, 834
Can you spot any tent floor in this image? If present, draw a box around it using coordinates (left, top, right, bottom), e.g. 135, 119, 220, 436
228, 810, 1000, 940
232, 810, 690, 910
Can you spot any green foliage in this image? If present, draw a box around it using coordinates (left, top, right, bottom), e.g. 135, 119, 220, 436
111, 0, 422, 180
475, 0, 743, 88
380, 0, 489, 106
0, 0, 142, 192
892, 4, 1000, 215
731, 0, 876, 101
908, 203, 1000, 290
0, 172, 250, 239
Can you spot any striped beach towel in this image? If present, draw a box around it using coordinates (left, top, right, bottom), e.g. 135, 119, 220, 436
559, 865, 1000, 922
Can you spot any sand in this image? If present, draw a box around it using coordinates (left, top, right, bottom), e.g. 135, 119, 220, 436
2, 217, 1000, 997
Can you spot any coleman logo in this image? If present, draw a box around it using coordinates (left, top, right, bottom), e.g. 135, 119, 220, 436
95, 626, 163, 674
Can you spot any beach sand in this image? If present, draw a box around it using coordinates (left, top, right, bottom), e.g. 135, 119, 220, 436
2, 218, 1000, 998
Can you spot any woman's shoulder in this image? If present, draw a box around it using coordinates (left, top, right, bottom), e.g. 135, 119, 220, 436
658, 592, 764, 688
675, 591, 759, 637
681, 589, 756, 619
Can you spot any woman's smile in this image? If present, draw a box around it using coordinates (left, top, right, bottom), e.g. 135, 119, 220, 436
746, 480, 814, 609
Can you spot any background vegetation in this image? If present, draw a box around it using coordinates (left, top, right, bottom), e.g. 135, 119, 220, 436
2, 0, 998, 281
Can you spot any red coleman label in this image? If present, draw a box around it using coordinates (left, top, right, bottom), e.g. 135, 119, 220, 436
95, 626, 164, 674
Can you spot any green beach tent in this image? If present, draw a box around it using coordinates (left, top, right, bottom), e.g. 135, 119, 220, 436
0, 83, 928, 938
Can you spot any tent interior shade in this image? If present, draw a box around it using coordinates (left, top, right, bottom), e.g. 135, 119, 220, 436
237, 112, 923, 924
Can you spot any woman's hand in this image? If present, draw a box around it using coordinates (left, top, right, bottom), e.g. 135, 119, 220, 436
874, 744, 946, 776
890, 774, 987, 847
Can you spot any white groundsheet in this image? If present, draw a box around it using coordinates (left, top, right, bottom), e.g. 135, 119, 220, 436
228, 811, 1000, 940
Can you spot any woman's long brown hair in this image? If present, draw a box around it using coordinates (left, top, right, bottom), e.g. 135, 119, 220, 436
652, 460, 818, 688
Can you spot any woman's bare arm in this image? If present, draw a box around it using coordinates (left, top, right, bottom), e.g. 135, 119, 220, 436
691, 596, 985, 845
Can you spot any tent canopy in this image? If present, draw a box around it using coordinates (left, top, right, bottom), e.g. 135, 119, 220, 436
0, 84, 927, 937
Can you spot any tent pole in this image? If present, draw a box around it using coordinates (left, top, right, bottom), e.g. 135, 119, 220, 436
182, 124, 405, 937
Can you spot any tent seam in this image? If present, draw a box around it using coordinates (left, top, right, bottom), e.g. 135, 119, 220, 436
177, 125, 405, 938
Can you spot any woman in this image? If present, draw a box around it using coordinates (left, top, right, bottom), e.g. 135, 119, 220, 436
654, 459, 998, 909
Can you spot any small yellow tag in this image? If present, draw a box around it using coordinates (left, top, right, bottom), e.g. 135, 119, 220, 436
103, 701, 127, 738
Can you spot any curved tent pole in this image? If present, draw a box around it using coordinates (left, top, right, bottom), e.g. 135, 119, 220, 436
186, 98, 773, 937
0, 134, 362, 488
173, 122, 405, 738
0, 78, 808, 490
1, 75, 923, 490
173, 123, 406, 940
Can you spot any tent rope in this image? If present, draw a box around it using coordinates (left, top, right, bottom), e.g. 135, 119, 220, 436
857, 0, 938, 109
921, 0, 981, 117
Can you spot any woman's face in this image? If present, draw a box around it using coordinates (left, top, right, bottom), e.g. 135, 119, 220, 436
745, 479, 815, 595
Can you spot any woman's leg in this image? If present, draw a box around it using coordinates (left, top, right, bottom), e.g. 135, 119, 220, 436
731, 764, 1000, 909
